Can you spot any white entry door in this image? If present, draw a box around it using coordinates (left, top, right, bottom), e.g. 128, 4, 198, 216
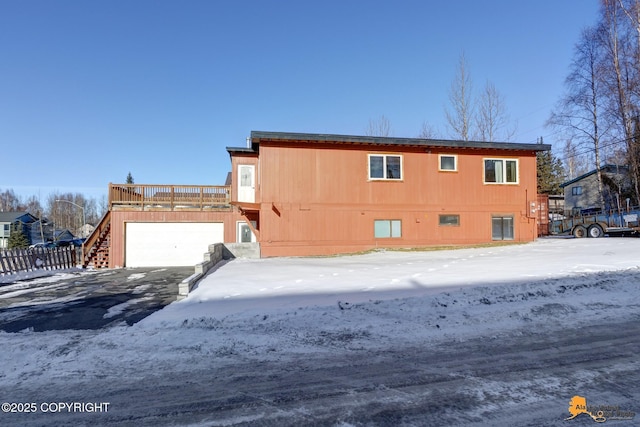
238, 165, 255, 203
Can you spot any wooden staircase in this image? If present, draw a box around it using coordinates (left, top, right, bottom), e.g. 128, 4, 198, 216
82, 210, 111, 269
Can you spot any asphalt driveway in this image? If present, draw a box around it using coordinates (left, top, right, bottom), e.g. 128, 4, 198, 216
0, 267, 192, 332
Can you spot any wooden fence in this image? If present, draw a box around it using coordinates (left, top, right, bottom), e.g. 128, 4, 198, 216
0, 246, 78, 276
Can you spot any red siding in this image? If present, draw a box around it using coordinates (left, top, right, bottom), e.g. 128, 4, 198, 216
109, 209, 243, 268
242, 143, 539, 257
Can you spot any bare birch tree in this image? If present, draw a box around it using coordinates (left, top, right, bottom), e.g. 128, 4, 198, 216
548, 26, 608, 210
475, 80, 517, 142
47, 193, 95, 238
22, 196, 43, 218
600, 0, 640, 203
562, 138, 589, 179
418, 121, 438, 139
365, 115, 392, 137
0, 189, 20, 212
445, 52, 474, 141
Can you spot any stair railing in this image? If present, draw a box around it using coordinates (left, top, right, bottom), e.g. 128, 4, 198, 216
82, 210, 111, 267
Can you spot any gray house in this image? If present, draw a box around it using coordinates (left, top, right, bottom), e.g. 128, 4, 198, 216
0, 211, 38, 249
561, 165, 631, 214
0, 212, 77, 249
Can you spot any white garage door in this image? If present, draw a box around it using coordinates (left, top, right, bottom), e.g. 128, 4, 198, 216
126, 222, 224, 267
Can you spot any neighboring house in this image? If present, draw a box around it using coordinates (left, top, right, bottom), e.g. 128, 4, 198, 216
80, 223, 95, 238
561, 165, 630, 214
53, 229, 75, 242
94, 131, 550, 267
227, 131, 550, 257
0, 212, 37, 249
0, 212, 76, 248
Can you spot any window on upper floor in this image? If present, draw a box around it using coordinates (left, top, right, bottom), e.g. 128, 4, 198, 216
439, 154, 457, 171
369, 154, 402, 180
484, 159, 518, 184
572, 186, 582, 196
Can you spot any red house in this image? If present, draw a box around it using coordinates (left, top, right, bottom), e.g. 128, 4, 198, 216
84, 131, 550, 267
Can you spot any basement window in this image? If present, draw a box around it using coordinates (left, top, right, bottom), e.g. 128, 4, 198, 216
492, 216, 514, 240
374, 220, 402, 238
439, 215, 460, 226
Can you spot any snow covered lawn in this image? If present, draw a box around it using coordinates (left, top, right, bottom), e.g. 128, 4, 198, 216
151, 236, 640, 321
1, 237, 639, 426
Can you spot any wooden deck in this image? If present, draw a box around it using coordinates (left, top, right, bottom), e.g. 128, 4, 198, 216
109, 183, 231, 211
82, 184, 233, 268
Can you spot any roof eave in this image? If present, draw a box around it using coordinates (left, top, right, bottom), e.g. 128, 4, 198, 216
226, 146, 257, 155
250, 130, 550, 152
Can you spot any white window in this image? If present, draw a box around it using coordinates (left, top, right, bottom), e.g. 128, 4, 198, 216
374, 220, 401, 238
369, 155, 402, 180
439, 154, 457, 171
572, 186, 582, 196
484, 159, 518, 184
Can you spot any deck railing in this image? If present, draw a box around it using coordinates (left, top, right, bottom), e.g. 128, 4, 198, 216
109, 183, 231, 210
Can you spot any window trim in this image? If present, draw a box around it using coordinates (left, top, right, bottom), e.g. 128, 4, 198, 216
368, 154, 403, 181
438, 214, 460, 226
374, 219, 402, 238
483, 158, 519, 184
438, 154, 458, 172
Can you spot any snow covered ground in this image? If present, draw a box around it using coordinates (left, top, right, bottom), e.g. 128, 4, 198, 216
1, 237, 639, 426
154, 236, 640, 321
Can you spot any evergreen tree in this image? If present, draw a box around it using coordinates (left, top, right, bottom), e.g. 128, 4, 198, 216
537, 148, 566, 195
8, 223, 30, 249
126, 172, 134, 184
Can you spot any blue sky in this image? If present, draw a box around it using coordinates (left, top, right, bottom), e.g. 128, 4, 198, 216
1, 1, 599, 202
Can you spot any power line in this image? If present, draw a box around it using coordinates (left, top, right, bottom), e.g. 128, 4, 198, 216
556, 132, 635, 162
